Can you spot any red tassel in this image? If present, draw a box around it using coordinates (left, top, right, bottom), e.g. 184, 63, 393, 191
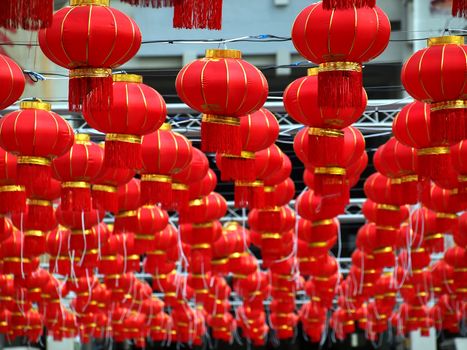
312, 171, 348, 199
92, 185, 118, 213
140, 175, 172, 209
173, 0, 223, 30
417, 148, 451, 182
17, 160, 52, 190
114, 210, 138, 234
0, 0, 53, 30
171, 184, 190, 212
104, 137, 142, 171
179, 198, 207, 223
307, 129, 345, 167
452, 0, 467, 17
69, 69, 113, 112
27, 200, 56, 231
429, 105, 466, 145
0, 185, 26, 214
201, 115, 242, 155
318, 64, 363, 109
61, 185, 92, 212
400, 177, 419, 205
120, 0, 174, 7
234, 182, 265, 209
322, 0, 376, 10
23, 232, 46, 257
219, 155, 256, 182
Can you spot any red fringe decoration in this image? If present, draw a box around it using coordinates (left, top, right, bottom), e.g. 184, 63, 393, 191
318, 68, 363, 109
0, 187, 26, 214
179, 200, 207, 223
313, 174, 348, 198
452, 0, 467, 17
255, 209, 282, 232
61, 187, 92, 212
0, 0, 53, 30
307, 131, 345, 167
114, 212, 139, 234
92, 187, 118, 213
430, 107, 466, 145
234, 184, 265, 209
171, 186, 190, 212
27, 203, 56, 231
417, 151, 451, 182
173, 0, 223, 30
69, 73, 113, 112
219, 156, 256, 182
17, 163, 51, 191
401, 179, 419, 205
120, 0, 174, 7
104, 140, 142, 171
140, 178, 172, 209
322, 0, 376, 9
201, 117, 242, 155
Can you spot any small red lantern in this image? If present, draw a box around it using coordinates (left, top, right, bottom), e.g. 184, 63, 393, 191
291, 3, 390, 108
0, 149, 26, 214
83, 74, 166, 169
114, 178, 140, 234
141, 124, 193, 208
38, 0, 142, 111
176, 49, 268, 155
0, 54, 25, 109
133, 205, 169, 254
0, 100, 74, 190
52, 134, 104, 211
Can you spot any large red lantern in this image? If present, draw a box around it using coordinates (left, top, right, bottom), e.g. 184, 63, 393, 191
0, 1, 53, 30
0, 101, 74, 190
402, 36, 467, 144
141, 124, 193, 208
291, 3, 390, 108
219, 108, 279, 181
0, 55, 25, 109
38, 0, 142, 111
83, 74, 166, 169
176, 49, 268, 155
52, 134, 104, 211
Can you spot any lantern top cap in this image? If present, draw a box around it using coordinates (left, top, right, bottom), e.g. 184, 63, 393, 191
113, 74, 143, 84
160, 123, 171, 131
75, 134, 91, 142
20, 100, 51, 111
307, 68, 319, 76
205, 49, 242, 60
223, 221, 240, 231
428, 36, 465, 47
70, 0, 110, 6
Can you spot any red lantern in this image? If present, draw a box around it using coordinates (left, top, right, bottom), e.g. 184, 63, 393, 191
296, 189, 347, 221
141, 124, 193, 208
0, 101, 74, 190
133, 205, 169, 254
0, 149, 26, 214
38, 0, 142, 111
53, 134, 104, 211
291, 3, 390, 108
114, 178, 140, 234
176, 49, 268, 155
83, 74, 166, 169
219, 108, 279, 181
0, 54, 25, 109
451, 140, 467, 194
402, 36, 467, 144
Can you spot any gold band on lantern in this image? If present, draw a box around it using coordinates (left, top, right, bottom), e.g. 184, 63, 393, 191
106, 133, 142, 144
189, 198, 204, 206
376, 203, 400, 211
261, 233, 281, 239
172, 183, 189, 191
436, 212, 457, 219
459, 175, 467, 182
400, 174, 419, 183
147, 250, 165, 256
17, 156, 51, 166
235, 180, 264, 187
191, 243, 211, 250
431, 100, 467, 111
71, 229, 92, 236
454, 267, 467, 272
373, 246, 392, 254
20, 100, 51, 111
69, 67, 112, 78
27, 198, 52, 207
263, 186, 275, 193
375, 225, 398, 231
4, 257, 31, 263
232, 274, 248, 279
100, 255, 117, 261
192, 222, 214, 229
318, 62, 362, 73
112, 74, 143, 84
314, 167, 346, 176
211, 258, 229, 265
134, 234, 154, 240
428, 35, 465, 46
116, 210, 137, 218
0, 185, 25, 193
62, 181, 91, 189
205, 49, 242, 59
74, 134, 91, 144
202, 114, 241, 126
224, 221, 240, 230
160, 123, 171, 131
93, 184, 117, 193
24, 230, 44, 237
128, 254, 139, 260
425, 233, 443, 241
308, 241, 329, 248
223, 150, 256, 159
312, 219, 333, 227
308, 127, 344, 138
418, 147, 450, 156
307, 68, 319, 76
141, 174, 172, 183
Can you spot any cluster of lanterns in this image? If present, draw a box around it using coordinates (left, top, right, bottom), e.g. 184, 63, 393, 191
0, 0, 465, 348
